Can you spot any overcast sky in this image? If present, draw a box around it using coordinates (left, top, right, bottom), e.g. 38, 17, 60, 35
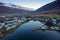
0, 0, 55, 10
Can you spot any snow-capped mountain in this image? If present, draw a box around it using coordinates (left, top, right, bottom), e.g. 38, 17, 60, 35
0, 2, 34, 11
0, 2, 34, 15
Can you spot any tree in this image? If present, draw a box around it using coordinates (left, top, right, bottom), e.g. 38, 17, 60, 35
0, 18, 5, 23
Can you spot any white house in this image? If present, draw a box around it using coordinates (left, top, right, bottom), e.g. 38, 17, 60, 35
0, 23, 5, 29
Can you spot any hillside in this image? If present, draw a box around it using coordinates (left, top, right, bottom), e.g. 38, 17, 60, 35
35, 0, 60, 14
0, 2, 34, 15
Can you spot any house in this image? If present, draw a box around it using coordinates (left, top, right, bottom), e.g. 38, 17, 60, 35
5, 23, 15, 30
54, 27, 59, 29
20, 17, 27, 21
0, 26, 3, 29
51, 19, 57, 24
5, 23, 17, 31
51, 26, 59, 30
5, 19, 16, 24
18, 19, 25, 23
18, 17, 26, 23
0, 23, 5, 29
51, 27, 55, 29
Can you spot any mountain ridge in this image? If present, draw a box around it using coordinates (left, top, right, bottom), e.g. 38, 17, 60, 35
0, 2, 34, 15
35, 0, 60, 14
0, 2, 34, 11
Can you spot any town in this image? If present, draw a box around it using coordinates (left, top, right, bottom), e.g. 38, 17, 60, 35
0, 15, 60, 38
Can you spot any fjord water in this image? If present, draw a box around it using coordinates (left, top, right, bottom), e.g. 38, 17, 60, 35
2, 21, 60, 40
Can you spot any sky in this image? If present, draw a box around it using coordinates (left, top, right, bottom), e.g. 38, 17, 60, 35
0, 0, 55, 10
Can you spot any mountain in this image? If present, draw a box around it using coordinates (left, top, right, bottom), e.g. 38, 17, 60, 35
35, 0, 60, 14
0, 2, 34, 15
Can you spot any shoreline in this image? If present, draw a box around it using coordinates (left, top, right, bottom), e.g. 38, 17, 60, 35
0, 23, 24, 39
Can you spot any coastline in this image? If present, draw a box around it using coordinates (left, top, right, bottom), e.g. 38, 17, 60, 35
0, 23, 24, 39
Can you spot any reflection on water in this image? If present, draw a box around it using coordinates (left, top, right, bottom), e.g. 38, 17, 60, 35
1, 21, 60, 40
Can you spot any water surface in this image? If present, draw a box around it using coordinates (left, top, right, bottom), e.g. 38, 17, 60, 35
1, 21, 60, 40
